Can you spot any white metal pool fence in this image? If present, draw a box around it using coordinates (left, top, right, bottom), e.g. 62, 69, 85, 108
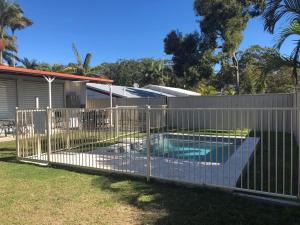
16, 106, 300, 200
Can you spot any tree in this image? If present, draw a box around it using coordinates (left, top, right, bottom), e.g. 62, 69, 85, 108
194, 0, 265, 94
2, 34, 17, 65
230, 45, 295, 94
263, 0, 300, 85
238, 45, 283, 93
37, 63, 64, 72
64, 43, 92, 75
93, 58, 172, 87
0, 0, 18, 64
193, 81, 218, 95
21, 57, 38, 69
266, 66, 295, 93
0, 0, 31, 65
164, 30, 216, 88
8, 3, 32, 66
139, 59, 168, 86
94, 60, 143, 86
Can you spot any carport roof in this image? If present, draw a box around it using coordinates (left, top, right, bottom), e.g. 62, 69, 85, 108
0, 65, 113, 83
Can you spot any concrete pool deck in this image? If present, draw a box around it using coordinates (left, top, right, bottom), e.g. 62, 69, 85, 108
25, 137, 259, 188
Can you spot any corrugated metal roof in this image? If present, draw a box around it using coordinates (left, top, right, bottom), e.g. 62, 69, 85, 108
87, 83, 175, 98
144, 85, 201, 97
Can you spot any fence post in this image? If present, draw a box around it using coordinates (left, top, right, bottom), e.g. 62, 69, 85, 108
65, 109, 70, 150
46, 107, 52, 164
146, 105, 151, 182
298, 108, 300, 199
115, 105, 119, 138
15, 107, 20, 159
162, 105, 167, 128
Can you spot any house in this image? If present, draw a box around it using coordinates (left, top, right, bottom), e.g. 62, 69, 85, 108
87, 83, 175, 99
0, 65, 113, 119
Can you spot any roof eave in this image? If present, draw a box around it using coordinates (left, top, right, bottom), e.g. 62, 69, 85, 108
0, 65, 113, 84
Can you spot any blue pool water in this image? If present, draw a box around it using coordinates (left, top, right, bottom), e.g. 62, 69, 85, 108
150, 134, 243, 163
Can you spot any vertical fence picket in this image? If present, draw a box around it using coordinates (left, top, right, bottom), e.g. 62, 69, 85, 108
146, 105, 151, 182
15, 106, 300, 200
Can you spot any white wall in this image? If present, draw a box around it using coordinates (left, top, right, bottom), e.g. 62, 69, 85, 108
168, 93, 294, 108
0, 74, 88, 109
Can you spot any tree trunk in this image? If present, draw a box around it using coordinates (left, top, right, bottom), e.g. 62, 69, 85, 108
293, 44, 300, 86
0, 50, 2, 65
293, 65, 298, 86
12, 33, 15, 67
11, 31, 17, 67
232, 52, 240, 95
0, 31, 4, 65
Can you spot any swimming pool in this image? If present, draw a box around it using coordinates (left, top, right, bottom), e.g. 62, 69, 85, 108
150, 134, 244, 164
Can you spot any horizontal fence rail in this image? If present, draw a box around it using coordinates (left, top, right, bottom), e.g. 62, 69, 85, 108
16, 107, 300, 199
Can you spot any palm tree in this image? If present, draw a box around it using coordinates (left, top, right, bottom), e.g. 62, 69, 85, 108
2, 33, 17, 65
193, 81, 218, 96
142, 59, 166, 85
0, 0, 20, 64
21, 57, 38, 69
8, 4, 32, 66
37, 63, 64, 72
64, 43, 92, 75
263, 0, 300, 84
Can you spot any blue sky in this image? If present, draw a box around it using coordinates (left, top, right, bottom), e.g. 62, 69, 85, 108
16, 0, 293, 66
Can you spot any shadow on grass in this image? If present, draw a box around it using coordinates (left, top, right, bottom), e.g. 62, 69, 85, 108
0, 141, 16, 161
0, 156, 17, 162
1, 158, 300, 225
90, 174, 300, 225
2, 137, 300, 225
238, 131, 299, 196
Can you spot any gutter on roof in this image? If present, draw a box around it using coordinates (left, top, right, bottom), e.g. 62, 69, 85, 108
0, 65, 113, 83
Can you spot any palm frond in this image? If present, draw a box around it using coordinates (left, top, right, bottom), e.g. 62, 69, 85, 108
291, 39, 300, 63
63, 66, 77, 73
83, 53, 92, 71
291, 39, 300, 84
72, 43, 82, 65
3, 50, 18, 66
10, 15, 33, 32
275, 21, 300, 49
21, 57, 38, 69
285, 0, 300, 19
8, 3, 32, 32
263, 0, 300, 33
263, 0, 284, 33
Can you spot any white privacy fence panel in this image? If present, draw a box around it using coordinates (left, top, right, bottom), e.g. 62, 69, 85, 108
167, 108, 297, 133
167, 92, 298, 144
16, 107, 300, 200
86, 97, 167, 109
116, 97, 167, 106
86, 98, 117, 108
168, 93, 294, 108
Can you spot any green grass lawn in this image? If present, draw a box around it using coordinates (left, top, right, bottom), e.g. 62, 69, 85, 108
239, 131, 299, 196
1, 133, 300, 225
0, 160, 300, 225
